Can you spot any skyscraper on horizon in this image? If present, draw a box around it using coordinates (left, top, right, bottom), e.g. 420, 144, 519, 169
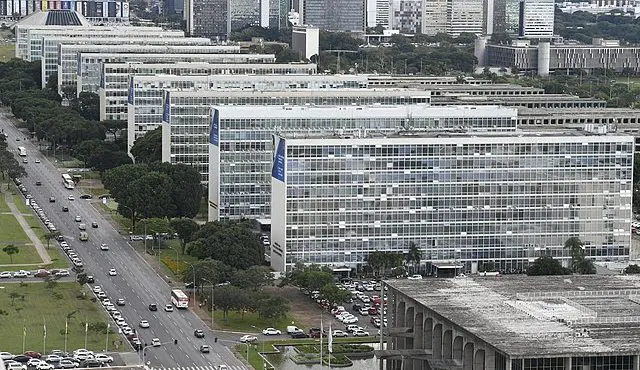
293, 0, 365, 32
185, 0, 230, 39
518, 0, 554, 38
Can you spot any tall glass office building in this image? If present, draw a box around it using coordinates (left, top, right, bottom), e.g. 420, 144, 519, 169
209, 105, 518, 222
270, 132, 634, 272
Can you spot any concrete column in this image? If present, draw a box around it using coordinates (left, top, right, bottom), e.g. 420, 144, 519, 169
485, 348, 496, 370
633, 355, 640, 370
506, 357, 512, 370
565, 356, 572, 370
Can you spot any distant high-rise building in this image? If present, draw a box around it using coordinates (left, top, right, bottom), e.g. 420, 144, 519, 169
518, 0, 554, 38
295, 0, 365, 32
269, 0, 290, 28
186, 0, 230, 39
390, 0, 421, 34
422, 0, 483, 36
230, 0, 269, 29
375, 0, 390, 26
490, 0, 519, 34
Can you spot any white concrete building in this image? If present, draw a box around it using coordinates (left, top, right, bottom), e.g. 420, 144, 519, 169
99, 61, 317, 121
422, 0, 484, 36
291, 25, 319, 60
270, 131, 633, 272
208, 104, 516, 222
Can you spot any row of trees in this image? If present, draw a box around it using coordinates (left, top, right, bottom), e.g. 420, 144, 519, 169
281, 264, 351, 308
556, 10, 640, 45
0, 133, 26, 181
103, 162, 203, 226
527, 237, 596, 276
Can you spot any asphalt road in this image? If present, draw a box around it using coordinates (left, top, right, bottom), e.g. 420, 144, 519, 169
0, 118, 247, 370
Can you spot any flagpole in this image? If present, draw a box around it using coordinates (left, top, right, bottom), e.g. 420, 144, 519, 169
105, 323, 110, 352
328, 324, 333, 368
64, 318, 68, 353
43, 319, 47, 355
84, 321, 88, 349
319, 315, 323, 368
22, 323, 26, 353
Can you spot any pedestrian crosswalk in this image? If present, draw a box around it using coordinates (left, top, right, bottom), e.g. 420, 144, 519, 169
156, 366, 248, 370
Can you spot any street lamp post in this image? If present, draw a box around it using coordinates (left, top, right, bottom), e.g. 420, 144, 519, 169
175, 248, 180, 275
201, 278, 214, 327
184, 262, 196, 308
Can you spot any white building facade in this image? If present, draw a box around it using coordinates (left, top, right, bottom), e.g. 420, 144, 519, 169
270, 132, 634, 272
518, 0, 555, 38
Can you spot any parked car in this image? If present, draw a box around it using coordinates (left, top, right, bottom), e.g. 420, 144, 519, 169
331, 330, 348, 337
262, 328, 281, 335
407, 274, 423, 280
291, 331, 309, 339
352, 329, 370, 337
239, 335, 257, 343
93, 354, 113, 363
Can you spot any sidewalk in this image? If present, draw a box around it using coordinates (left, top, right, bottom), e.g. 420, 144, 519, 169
4, 192, 52, 264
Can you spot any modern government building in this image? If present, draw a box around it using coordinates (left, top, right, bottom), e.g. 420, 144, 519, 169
383, 275, 640, 370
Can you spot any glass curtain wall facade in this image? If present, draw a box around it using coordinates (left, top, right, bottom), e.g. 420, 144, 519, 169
128, 73, 358, 153
100, 62, 317, 121
270, 134, 633, 272
210, 105, 517, 222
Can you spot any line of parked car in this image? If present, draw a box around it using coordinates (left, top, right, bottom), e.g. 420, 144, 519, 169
90, 285, 142, 351
1, 348, 113, 370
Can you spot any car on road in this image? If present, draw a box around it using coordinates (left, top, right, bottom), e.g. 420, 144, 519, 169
48, 197, 55, 203
407, 274, 423, 280
332, 330, 349, 337
27, 358, 44, 366
0, 352, 14, 360
108, 269, 117, 276
57, 360, 78, 369
93, 354, 113, 363
34, 159, 40, 163
79, 194, 92, 199
87, 275, 94, 283
12, 355, 31, 362
91, 222, 98, 228
75, 216, 81, 222
199, 345, 211, 353
78, 224, 86, 230
352, 329, 370, 337
239, 335, 257, 343
291, 331, 309, 338
35, 362, 54, 370
67, 195, 74, 201
100, 244, 109, 251
22, 159, 27, 163
79, 360, 100, 368
151, 338, 161, 347
262, 328, 281, 335
164, 304, 173, 312
92, 286, 101, 293
139, 320, 150, 328
116, 298, 125, 306
0, 271, 12, 278
215, 366, 228, 370
35, 181, 41, 186
62, 206, 68, 212
5, 363, 26, 370
12, 271, 29, 278
193, 329, 205, 338
148, 303, 157, 311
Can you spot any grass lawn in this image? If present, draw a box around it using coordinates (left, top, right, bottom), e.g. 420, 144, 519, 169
212, 310, 297, 333
0, 243, 42, 265
44, 247, 71, 270
23, 214, 47, 242
0, 44, 14, 61
0, 214, 31, 244
0, 192, 10, 213
159, 242, 197, 276
0, 282, 119, 353
12, 194, 31, 214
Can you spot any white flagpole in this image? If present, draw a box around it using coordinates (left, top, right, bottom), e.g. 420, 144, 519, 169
84, 321, 88, 348
43, 320, 46, 355
105, 323, 110, 352
22, 324, 26, 353
64, 318, 68, 353
328, 324, 333, 368
319, 317, 323, 368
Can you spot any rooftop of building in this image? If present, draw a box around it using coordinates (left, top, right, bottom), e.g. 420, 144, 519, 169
433, 94, 604, 103
165, 88, 431, 98
385, 275, 640, 357
15, 10, 91, 27
102, 61, 317, 70
518, 107, 640, 116
61, 44, 239, 52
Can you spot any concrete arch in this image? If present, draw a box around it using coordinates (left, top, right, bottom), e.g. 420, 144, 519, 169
424, 317, 433, 349
442, 329, 453, 359
474, 349, 485, 370
414, 312, 424, 350
463, 342, 474, 370
433, 323, 443, 359
405, 306, 415, 349
453, 336, 463, 363
396, 301, 406, 350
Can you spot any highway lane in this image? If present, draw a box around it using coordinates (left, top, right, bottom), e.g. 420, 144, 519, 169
1, 117, 246, 370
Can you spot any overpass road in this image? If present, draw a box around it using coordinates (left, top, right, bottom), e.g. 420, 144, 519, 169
0, 116, 248, 370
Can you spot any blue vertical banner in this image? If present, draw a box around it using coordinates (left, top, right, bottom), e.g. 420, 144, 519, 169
162, 91, 171, 123
209, 108, 219, 146
271, 136, 286, 182
127, 76, 134, 105
99, 64, 105, 89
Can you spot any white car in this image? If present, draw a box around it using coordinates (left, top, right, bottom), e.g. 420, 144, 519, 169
151, 338, 161, 347
27, 359, 44, 367
34, 159, 40, 163
108, 268, 117, 276
75, 216, 81, 222
35, 363, 54, 370
407, 274, 423, 280
68, 195, 75, 201
6, 364, 26, 370
332, 330, 349, 337
164, 304, 174, 312
262, 327, 282, 335
92, 286, 102, 293
100, 244, 109, 251
239, 335, 258, 343
343, 316, 359, 324
0, 352, 14, 360
13, 270, 29, 278
73, 349, 92, 356
139, 320, 150, 328
352, 329, 370, 337
44, 354, 62, 362
0, 271, 12, 278
55, 270, 70, 277
94, 354, 113, 363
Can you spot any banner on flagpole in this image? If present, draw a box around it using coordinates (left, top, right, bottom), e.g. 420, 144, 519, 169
328, 325, 333, 353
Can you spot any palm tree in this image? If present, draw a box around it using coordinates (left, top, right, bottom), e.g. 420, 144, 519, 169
564, 237, 585, 272
3, 244, 19, 264
44, 231, 61, 249
405, 242, 422, 274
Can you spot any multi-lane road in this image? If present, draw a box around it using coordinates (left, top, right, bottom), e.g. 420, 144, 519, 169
0, 116, 247, 370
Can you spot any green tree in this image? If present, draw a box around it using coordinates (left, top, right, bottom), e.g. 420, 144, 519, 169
77, 273, 89, 286
170, 218, 199, 255
134, 218, 174, 235
130, 171, 175, 219
405, 242, 422, 274
44, 231, 61, 249
564, 236, 585, 272
3, 244, 19, 263
574, 258, 596, 275
231, 266, 274, 291
149, 162, 203, 218
212, 285, 246, 323
255, 294, 289, 320
527, 255, 571, 276
626, 264, 640, 274
75, 92, 100, 121
182, 258, 234, 287
100, 120, 127, 141
187, 220, 263, 269
319, 283, 352, 307
130, 127, 162, 164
